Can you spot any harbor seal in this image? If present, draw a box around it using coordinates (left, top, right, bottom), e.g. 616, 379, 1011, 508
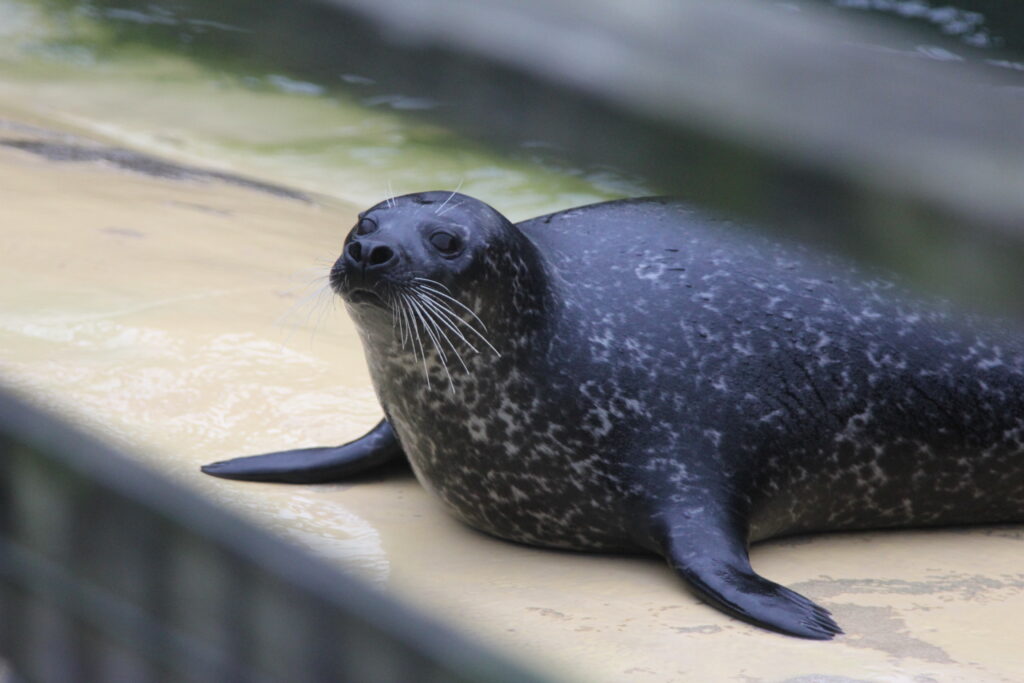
203, 192, 1024, 639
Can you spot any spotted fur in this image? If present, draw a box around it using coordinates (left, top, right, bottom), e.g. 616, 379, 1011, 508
349, 195, 1024, 551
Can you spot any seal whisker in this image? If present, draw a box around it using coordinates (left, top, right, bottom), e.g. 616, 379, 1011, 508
413, 299, 486, 370
412, 276, 451, 293
404, 293, 443, 389
395, 293, 409, 349
417, 299, 498, 358
387, 289, 401, 337
308, 281, 336, 343
398, 293, 418, 356
274, 269, 330, 314
413, 286, 500, 356
274, 279, 332, 335
412, 281, 490, 332
400, 287, 419, 350
388, 286, 404, 347
413, 293, 480, 356
434, 180, 463, 215
421, 306, 463, 391
412, 292, 471, 373
408, 296, 448, 364
407, 296, 456, 392
396, 291, 413, 350
436, 195, 463, 217
386, 180, 396, 209
414, 288, 489, 338
400, 292, 431, 387
436, 202, 461, 217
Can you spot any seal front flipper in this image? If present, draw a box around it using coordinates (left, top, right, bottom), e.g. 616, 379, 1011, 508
200, 418, 405, 483
652, 509, 842, 640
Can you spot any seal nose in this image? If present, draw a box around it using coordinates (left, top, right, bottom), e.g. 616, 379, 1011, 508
345, 239, 396, 270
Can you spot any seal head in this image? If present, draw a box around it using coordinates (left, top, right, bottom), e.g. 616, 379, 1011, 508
329, 192, 553, 397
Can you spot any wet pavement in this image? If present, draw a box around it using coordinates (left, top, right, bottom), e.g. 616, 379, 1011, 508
3, 113, 1024, 682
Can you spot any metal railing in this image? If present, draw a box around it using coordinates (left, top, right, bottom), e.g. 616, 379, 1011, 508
0, 386, 547, 682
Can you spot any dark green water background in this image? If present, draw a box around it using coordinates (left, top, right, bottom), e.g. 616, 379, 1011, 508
2, 0, 1022, 218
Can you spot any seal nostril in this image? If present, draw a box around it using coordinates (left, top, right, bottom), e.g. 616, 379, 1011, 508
347, 241, 362, 263
368, 245, 394, 267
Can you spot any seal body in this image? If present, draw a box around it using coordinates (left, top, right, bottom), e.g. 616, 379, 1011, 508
205, 192, 1024, 639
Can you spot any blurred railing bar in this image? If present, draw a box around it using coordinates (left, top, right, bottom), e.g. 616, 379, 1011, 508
0, 538, 228, 680
0, 386, 548, 683
315, 0, 1024, 314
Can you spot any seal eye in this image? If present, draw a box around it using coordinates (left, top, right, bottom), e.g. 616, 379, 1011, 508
356, 218, 378, 235
429, 231, 461, 255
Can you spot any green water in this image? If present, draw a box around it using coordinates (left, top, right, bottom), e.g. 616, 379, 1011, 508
0, 0, 648, 220
2, 0, 1022, 221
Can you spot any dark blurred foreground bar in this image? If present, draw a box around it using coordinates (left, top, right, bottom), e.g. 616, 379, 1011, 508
312, 0, 1024, 315
0, 386, 548, 683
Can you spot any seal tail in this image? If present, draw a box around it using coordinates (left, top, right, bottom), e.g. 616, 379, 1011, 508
200, 418, 405, 484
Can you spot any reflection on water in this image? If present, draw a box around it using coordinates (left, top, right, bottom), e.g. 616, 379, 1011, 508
832, 0, 997, 48
808, 0, 1024, 69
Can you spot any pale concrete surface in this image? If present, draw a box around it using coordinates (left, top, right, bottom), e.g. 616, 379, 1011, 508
3, 117, 1024, 682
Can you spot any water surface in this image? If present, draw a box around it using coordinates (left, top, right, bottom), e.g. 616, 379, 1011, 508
0, 0, 650, 219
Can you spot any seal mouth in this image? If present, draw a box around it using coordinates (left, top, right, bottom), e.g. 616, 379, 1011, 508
346, 287, 385, 306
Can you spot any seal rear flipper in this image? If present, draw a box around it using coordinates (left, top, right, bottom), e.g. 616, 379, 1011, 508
653, 511, 842, 640
200, 418, 405, 483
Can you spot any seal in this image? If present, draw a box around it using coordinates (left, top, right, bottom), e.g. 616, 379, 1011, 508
203, 192, 1024, 639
